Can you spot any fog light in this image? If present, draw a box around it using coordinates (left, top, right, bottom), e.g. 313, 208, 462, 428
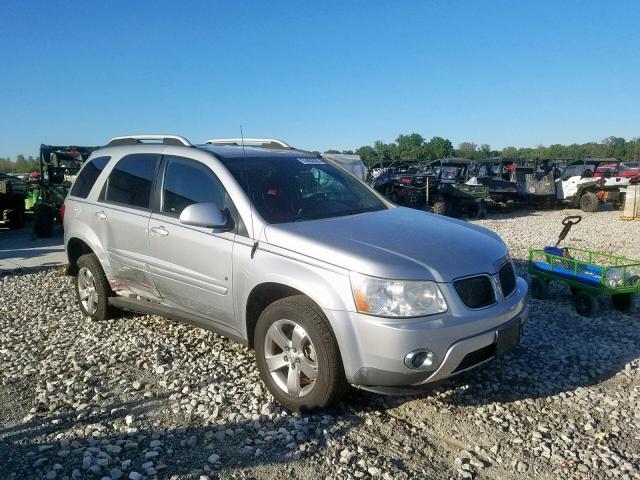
404, 349, 435, 370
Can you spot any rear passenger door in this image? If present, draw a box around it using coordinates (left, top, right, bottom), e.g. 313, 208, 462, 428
147, 155, 236, 326
94, 153, 160, 299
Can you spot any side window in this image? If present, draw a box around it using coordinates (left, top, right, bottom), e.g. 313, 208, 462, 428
161, 156, 226, 216
69, 156, 110, 198
101, 154, 158, 209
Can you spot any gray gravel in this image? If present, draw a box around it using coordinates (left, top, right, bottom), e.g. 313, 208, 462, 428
1, 208, 639, 480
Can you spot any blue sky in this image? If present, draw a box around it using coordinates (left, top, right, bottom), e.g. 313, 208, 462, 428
1, 0, 639, 158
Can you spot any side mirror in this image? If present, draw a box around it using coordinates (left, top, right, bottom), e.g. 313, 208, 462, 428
179, 202, 230, 229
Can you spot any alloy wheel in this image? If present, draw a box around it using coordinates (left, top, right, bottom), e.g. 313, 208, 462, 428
264, 319, 318, 397
77, 266, 98, 315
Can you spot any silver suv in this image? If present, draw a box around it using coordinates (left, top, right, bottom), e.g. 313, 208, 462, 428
64, 134, 528, 411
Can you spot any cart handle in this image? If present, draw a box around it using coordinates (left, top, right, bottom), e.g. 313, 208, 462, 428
556, 215, 582, 246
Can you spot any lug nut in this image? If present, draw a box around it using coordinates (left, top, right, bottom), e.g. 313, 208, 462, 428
283, 356, 288, 362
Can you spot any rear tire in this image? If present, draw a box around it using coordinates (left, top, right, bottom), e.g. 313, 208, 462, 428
613, 193, 626, 211
254, 295, 349, 412
612, 293, 633, 312
579, 192, 599, 212
33, 203, 53, 238
75, 253, 116, 321
530, 277, 549, 299
574, 291, 596, 316
503, 199, 516, 212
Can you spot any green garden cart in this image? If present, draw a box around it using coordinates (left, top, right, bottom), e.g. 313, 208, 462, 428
528, 216, 640, 316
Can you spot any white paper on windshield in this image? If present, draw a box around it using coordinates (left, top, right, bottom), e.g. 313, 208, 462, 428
297, 158, 325, 165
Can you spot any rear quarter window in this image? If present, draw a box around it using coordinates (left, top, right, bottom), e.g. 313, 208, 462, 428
69, 156, 110, 199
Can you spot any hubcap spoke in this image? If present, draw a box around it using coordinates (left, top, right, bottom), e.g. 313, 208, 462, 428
266, 352, 288, 372
298, 356, 317, 379
291, 325, 307, 351
268, 324, 290, 351
287, 364, 301, 395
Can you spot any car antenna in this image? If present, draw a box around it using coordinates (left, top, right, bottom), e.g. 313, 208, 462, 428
240, 124, 247, 157
240, 125, 259, 259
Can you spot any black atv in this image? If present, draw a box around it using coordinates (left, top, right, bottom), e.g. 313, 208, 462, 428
427, 158, 489, 218
468, 159, 519, 212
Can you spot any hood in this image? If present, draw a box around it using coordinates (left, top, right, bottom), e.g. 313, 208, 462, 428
263, 207, 509, 282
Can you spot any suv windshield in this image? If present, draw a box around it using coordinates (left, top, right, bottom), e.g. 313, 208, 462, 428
221, 156, 386, 223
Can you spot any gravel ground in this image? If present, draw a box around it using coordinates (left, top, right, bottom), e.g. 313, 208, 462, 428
1, 208, 639, 480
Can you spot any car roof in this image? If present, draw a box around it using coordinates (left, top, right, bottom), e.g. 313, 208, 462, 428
195, 144, 318, 160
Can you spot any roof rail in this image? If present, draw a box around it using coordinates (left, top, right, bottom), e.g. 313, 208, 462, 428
204, 138, 292, 149
106, 134, 192, 147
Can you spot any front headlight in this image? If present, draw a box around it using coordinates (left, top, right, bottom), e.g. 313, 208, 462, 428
350, 272, 447, 317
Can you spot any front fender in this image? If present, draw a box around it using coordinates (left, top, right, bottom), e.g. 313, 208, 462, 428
232, 239, 355, 337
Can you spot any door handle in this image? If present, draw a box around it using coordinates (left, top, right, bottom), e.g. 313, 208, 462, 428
95, 211, 107, 220
151, 226, 169, 237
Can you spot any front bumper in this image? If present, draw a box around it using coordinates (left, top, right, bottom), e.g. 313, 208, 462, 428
324, 276, 528, 391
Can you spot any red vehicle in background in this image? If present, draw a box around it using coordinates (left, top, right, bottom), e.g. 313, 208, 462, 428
619, 162, 640, 184
595, 162, 639, 184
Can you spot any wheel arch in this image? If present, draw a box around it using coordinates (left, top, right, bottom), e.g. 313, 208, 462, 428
66, 237, 94, 275
65, 232, 110, 277
245, 282, 303, 349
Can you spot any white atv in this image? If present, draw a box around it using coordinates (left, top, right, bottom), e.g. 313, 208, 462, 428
555, 161, 629, 212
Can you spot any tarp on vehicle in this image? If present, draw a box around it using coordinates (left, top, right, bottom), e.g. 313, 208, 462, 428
321, 154, 368, 182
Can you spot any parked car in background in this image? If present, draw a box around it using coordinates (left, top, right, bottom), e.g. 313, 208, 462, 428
64, 134, 528, 411
595, 162, 639, 185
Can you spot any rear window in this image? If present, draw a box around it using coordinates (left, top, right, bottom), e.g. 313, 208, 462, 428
101, 154, 159, 209
69, 156, 110, 198
221, 156, 385, 224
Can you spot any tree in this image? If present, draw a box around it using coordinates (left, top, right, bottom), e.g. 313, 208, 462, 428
355, 146, 377, 168
479, 144, 491, 159
457, 142, 478, 159
324, 149, 341, 154
603, 136, 626, 159
502, 146, 518, 158
395, 133, 427, 161
425, 136, 453, 160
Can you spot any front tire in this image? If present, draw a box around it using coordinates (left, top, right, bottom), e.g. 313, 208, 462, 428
254, 295, 348, 411
75, 253, 116, 321
579, 192, 599, 212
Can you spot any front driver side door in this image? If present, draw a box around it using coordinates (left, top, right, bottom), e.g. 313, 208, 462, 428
147, 155, 236, 328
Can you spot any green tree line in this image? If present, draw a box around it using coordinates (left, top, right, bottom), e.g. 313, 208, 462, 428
326, 134, 640, 169
0, 155, 39, 173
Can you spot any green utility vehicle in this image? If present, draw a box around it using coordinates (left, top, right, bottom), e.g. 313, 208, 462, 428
428, 158, 489, 218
